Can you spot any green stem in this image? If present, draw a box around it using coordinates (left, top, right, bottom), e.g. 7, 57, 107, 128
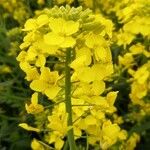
63, 140, 69, 150
65, 48, 77, 150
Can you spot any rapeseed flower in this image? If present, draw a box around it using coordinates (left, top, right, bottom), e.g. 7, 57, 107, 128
25, 92, 44, 114
30, 67, 61, 100
44, 18, 79, 48
31, 139, 45, 150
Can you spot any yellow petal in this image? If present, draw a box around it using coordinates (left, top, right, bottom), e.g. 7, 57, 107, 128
25, 67, 40, 81
31, 92, 38, 104
19, 42, 30, 49
95, 47, 112, 62
23, 19, 37, 31
44, 32, 64, 46
19, 62, 31, 73
85, 33, 106, 48
91, 80, 105, 95
76, 47, 91, 58
71, 47, 91, 69
31, 139, 44, 150
36, 14, 49, 27
19, 123, 40, 132
60, 36, 76, 48
91, 96, 108, 107
25, 103, 44, 114
64, 20, 79, 36
70, 55, 89, 69
106, 91, 118, 106
76, 67, 95, 83
30, 80, 48, 92
84, 115, 97, 125
102, 122, 120, 138
49, 18, 65, 34
40, 67, 51, 81
92, 63, 114, 80
34, 40, 58, 55
49, 18, 79, 36
16, 51, 27, 62
26, 47, 37, 61
55, 138, 64, 150
35, 55, 46, 67
45, 86, 61, 100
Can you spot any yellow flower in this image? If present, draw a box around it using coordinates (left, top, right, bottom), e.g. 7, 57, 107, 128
47, 103, 67, 135
106, 91, 118, 106
26, 46, 46, 67
124, 17, 150, 36
19, 123, 40, 132
117, 31, 134, 47
124, 133, 140, 150
44, 18, 79, 48
70, 47, 92, 69
16, 51, 40, 80
55, 138, 64, 150
16, 50, 27, 62
94, 14, 114, 38
100, 120, 121, 149
33, 40, 58, 55
23, 14, 49, 31
36, 14, 49, 27
23, 19, 37, 31
20, 31, 42, 50
130, 82, 148, 104
30, 67, 61, 100
31, 139, 45, 150
25, 92, 44, 114
105, 91, 118, 113
113, 114, 124, 124
119, 53, 134, 67
134, 66, 149, 84
90, 96, 109, 108
129, 43, 145, 55
72, 63, 113, 83
46, 133, 64, 150
25, 67, 40, 81
90, 80, 105, 96
85, 33, 112, 63
84, 115, 97, 125
71, 80, 105, 99
46, 103, 67, 149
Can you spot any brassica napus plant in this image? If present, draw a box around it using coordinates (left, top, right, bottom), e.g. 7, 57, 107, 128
17, 5, 127, 150
114, 0, 150, 121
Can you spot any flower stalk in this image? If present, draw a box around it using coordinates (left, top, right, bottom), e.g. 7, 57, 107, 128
65, 48, 77, 150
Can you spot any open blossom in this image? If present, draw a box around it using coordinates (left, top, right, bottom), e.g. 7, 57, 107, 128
23, 14, 49, 31
44, 18, 79, 48
30, 67, 61, 100
31, 139, 45, 150
100, 120, 127, 149
85, 32, 112, 63
71, 63, 114, 83
25, 92, 44, 114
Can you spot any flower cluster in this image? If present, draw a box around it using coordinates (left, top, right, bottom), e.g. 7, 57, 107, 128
17, 5, 127, 150
114, 0, 150, 121
0, 0, 31, 25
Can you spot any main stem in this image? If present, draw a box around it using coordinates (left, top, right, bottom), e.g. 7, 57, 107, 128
65, 48, 77, 150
